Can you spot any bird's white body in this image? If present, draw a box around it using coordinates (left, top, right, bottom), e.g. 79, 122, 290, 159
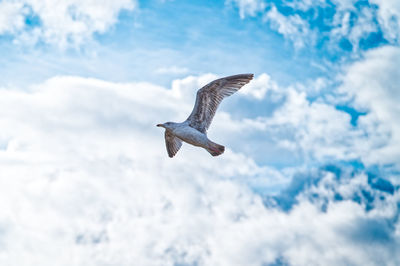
157, 73, 254, 157
169, 122, 209, 148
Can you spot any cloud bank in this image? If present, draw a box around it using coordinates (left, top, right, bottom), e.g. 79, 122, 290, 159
1, 61, 400, 264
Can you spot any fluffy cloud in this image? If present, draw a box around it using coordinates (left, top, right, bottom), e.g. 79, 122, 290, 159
0, 1, 25, 34
260, 88, 364, 162
339, 46, 400, 167
239, 73, 279, 100
237, 47, 400, 171
0, 0, 135, 47
1, 74, 399, 265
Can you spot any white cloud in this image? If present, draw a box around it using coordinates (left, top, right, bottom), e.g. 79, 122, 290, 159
0, 1, 25, 34
260, 88, 365, 162
285, 0, 327, 11
227, 47, 400, 170
292, 77, 332, 96
0, 74, 399, 265
264, 5, 316, 49
329, 3, 380, 51
227, 1, 317, 49
339, 46, 400, 167
227, 0, 266, 18
0, 75, 281, 265
367, 0, 400, 43
0, 0, 136, 48
239, 73, 279, 100
229, 0, 400, 49
322, 0, 400, 48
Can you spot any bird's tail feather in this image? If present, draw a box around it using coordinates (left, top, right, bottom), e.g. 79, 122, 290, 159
207, 141, 225, 156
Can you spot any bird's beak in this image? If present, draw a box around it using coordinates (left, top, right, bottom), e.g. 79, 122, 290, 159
156, 124, 162, 127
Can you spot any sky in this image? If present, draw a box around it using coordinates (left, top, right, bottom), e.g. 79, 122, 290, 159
0, 0, 400, 265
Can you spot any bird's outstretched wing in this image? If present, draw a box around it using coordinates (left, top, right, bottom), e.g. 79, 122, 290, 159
186, 74, 254, 133
164, 131, 182, 158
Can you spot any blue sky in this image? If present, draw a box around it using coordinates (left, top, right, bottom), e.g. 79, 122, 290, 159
1, 0, 400, 265
0, 0, 332, 87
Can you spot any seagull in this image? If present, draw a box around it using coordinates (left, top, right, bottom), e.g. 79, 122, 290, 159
157, 73, 254, 157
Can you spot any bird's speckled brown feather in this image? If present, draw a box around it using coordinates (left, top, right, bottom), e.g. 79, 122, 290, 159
185, 74, 254, 133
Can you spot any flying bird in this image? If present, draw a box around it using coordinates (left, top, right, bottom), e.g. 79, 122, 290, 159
157, 73, 254, 157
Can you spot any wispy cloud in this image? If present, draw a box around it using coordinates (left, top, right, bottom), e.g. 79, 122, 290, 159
229, 0, 400, 52
155, 66, 189, 75
226, 0, 266, 18
264, 5, 316, 49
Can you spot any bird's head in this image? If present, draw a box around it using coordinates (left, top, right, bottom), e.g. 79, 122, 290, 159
156, 122, 175, 130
